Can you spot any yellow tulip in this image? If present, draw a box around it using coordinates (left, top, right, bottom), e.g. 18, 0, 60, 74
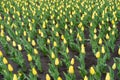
18, 72, 22, 77
57, 77, 62, 80
112, 63, 116, 70
84, 75, 88, 80
105, 72, 110, 80
55, 58, 59, 66
53, 41, 57, 47
94, 34, 97, 40
81, 44, 85, 54
95, 51, 100, 58
64, 24, 68, 29
18, 44, 22, 51
46, 74, 51, 80
63, 39, 67, 44
27, 54, 32, 62
55, 23, 59, 28
23, 31, 27, 36
108, 27, 111, 31
89, 67, 95, 75
66, 47, 69, 54
98, 38, 102, 45
56, 32, 59, 37
61, 35, 64, 40
8, 64, 13, 72
78, 36, 82, 41
111, 20, 115, 25
0, 30, 4, 37
71, 58, 74, 65
94, 28, 97, 33
13, 74, 18, 80
112, 31, 115, 35
34, 48, 38, 54
81, 27, 84, 31
68, 65, 74, 74
32, 40, 36, 46
3, 57, 8, 64
28, 37, 31, 42
6, 36, 11, 42
101, 46, 105, 54
51, 52, 55, 59
69, 29, 72, 34
0, 50, 3, 57
47, 39, 50, 44
106, 34, 109, 40
118, 48, 120, 55
15, 31, 18, 36
32, 67, 37, 75
113, 25, 116, 28
12, 41, 16, 47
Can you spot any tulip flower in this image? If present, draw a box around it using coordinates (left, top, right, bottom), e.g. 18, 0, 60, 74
68, 65, 74, 74
55, 58, 59, 66
46, 74, 51, 80
32, 67, 37, 75
8, 64, 13, 72
89, 66, 95, 75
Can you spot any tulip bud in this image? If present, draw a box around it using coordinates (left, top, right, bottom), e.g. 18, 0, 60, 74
53, 41, 57, 47
3, 57, 8, 64
27, 54, 32, 62
105, 72, 110, 80
81, 44, 85, 54
61, 35, 64, 40
46, 74, 51, 80
111, 20, 115, 25
55, 58, 59, 66
8, 64, 13, 72
112, 31, 115, 35
94, 28, 97, 33
0, 50, 3, 57
66, 47, 69, 53
108, 27, 111, 31
55, 23, 59, 28
56, 32, 59, 37
18, 44, 22, 51
69, 29, 72, 34
34, 48, 38, 54
57, 77, 62, 80
98, 38, 102, 45
13, 74, 18, 80
23, 31, 26, 36
63, 39, 67, 44
71, 58, 74, 65
47, 39, 50, 44
51, 52, 55, 59
6, 36, 11, 42
28, 37, 31, 42
94, 34, 97, 40
112, 63, 116, 70
89, 66, 95, 75
106, 34, 109, 40
101, 46, 105, 54
95, 51, 100, 58
65, 24, 68, 29
84, 76, 88, 80
68, 65, 74, 74
32, 40, 36, 46
12, 41, 16, 47
32, 67, 37, 75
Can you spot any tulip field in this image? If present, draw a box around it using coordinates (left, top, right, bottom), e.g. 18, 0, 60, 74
0, 0, 120, 80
